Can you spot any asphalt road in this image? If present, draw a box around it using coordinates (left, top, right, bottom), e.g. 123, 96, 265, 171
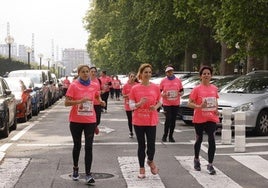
0, 98, 268, 188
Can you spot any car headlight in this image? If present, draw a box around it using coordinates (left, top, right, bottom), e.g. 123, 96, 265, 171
233, 102, 253, 112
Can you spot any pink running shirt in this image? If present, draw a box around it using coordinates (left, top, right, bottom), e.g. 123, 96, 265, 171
122, 80, 137, 111
160, 77, 183, 106
129, 83, 161, 126
189, 84, 219, 124
66, 80, 98, 123
100, 76, 112, 92
91, 78, 101, 105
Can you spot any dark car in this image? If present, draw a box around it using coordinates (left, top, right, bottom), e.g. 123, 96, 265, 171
0, 76, 17, 138
5, 77, 32, 123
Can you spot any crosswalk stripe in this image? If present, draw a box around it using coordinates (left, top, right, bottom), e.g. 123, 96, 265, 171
118, 156, 165, 188
0, 158, 30, 188
175, 156, 242, 188
231, 155, 268, 179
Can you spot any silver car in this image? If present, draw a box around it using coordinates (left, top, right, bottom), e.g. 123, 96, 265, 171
219, 72, 268, 135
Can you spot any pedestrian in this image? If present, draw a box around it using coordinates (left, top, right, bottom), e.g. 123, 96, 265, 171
110, 75, 115, 99
113, 75, 122, 101
187, 65, 219, 175
62, 75, 71, 96
129, 63, 162, 179
99, 70, 112, 113
89, 66, 106, 135
65, 64, 101, 184
122, 72, 137, 138
160, 65, 183, 142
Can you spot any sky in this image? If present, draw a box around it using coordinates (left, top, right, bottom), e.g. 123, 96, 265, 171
0, 0, 91, 61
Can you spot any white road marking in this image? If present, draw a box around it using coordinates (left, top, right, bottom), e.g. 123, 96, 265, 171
175, 156, 242, 188
11, 123, 36, 141
0, 158, 30, 188
231, 155, 268, 179
16, 141, 193, 147
0, 143, 12, 152
101, 118, 127, 122
118, 156, 165, 188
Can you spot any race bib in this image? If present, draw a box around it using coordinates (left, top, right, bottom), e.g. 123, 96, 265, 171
166, 90, 178, 100
77, 101, 94, 116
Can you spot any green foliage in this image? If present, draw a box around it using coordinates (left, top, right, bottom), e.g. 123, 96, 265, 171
0, 57, 29, 76
84, 0, 268, 74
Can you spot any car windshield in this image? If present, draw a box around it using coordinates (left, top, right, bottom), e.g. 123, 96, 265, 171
10, 72, 42, 84
6, 80, 22, 92
220, 75, 268, 94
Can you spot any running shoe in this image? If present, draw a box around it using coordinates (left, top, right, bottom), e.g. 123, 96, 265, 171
72, 167, 79, 181
95, 127, 99, 135
207, 164, 216, 175
194, 159, 201, 171
129, 132, 133, 138
169, 137, 175, 142
85, 174, 95, 184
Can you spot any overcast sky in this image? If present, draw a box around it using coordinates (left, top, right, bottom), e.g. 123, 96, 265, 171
0, 0, 91, 61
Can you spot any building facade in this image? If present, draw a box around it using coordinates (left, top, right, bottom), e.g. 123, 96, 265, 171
62, 48, 92, 76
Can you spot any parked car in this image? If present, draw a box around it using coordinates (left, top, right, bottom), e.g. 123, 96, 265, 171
4, 77, 32, 123
0, 76, 17, 138
177, 75, 239, 125
19, 77, 40, 116
218, 72, 268, 135
8, 70, 49, 110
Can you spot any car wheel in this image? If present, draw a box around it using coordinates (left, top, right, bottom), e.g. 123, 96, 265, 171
255, 110, 268, 136
21, 112, 28, 123
11, 117, 17, 131
0, 114, 9, 138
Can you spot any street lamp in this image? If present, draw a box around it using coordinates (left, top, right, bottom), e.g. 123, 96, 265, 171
63, 66, 66, 77
38, 53, 43, 70
26, 47, 32, 69
5, 35, 14, 62
46, 58, 51, 70
192, 53, 197, 71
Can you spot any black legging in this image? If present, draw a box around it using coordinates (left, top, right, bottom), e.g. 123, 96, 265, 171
94, 104, 102, 126
115, 89, 121, 99
126, 110, 133, 133
194, 122, 216, 163
101, 91, 109, 110
163, 105, 179, 138
70, 122, 96, 175
134, 125, 156, 168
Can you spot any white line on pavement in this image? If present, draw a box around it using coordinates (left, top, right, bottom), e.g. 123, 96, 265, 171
231, 155, 268, 179
118, 156, 165, 188
11, 123, 36, 141
175, 156, 242, 188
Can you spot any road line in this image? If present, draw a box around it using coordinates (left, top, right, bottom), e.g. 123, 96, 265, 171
118, 156, 165, 188
16, 141, 193, 147
231, 155, 268, 179
217, 142, 268, 149
0, 158, 30, 188
11, 123, 36, 141
0, 143, 12, 152
175, 156, 242, 188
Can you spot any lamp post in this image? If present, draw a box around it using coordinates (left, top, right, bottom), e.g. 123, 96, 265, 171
5, 35, 14, 62
46, 58, 51, 70
63, 66, 66, 77
26, 47, 32, 69
38, 53, 43, 70
192, 53, 197, 71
